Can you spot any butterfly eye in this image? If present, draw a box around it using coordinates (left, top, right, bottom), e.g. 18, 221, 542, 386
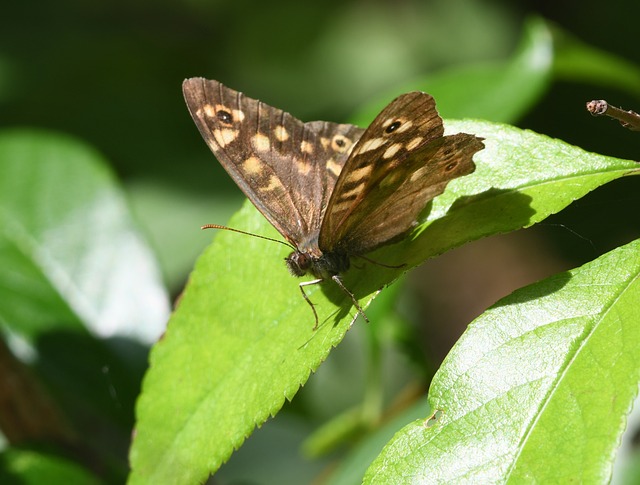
217, 110, 233, 124
285, 251, 311, 276
385, 121, 401, 133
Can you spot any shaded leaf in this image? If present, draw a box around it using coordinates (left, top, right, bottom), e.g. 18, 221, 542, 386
0, 129, 169, 342
0, 448, 101, 485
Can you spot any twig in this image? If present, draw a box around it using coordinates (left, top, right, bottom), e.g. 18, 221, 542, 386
586, 99, 640, 132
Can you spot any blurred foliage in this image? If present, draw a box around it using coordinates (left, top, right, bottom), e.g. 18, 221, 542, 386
1, 0, 640, 484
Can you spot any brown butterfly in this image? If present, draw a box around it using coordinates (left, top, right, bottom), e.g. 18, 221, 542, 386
182, 78, 484, 326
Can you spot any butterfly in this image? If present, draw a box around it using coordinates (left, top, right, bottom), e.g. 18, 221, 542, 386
182, 78, 484, 327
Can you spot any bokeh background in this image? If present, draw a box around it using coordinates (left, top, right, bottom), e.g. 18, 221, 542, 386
2, 0, 640, 483
2, 0, 638, 286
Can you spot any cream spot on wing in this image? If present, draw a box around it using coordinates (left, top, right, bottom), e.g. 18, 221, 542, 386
296, 159, 311, 175
320, 137, 330, 149
326, 158, 342, 177
252, 133, 271, 152
232, 109, 245, 122
383, 143, 403, 159
406, 136, 424, 150
213, 128, 239, 147
340, 184, 364, 200
202, 104, 216, 117
261, 175, 284, 192
301, 140, 314, 154
274, 125, 289, 142
350, 165, 373, 180
242, 156, 263, 175
357, 137, 385, 154
410, 166, 427, 182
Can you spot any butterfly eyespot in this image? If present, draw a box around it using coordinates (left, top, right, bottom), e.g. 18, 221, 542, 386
331, 135, 351, 152
445, 161, 458, 171
386, 121, 401, 133
217, 110, 233, 124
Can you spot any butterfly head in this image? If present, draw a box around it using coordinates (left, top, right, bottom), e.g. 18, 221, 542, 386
285, 250, 350, 280
285, 251, 312, 277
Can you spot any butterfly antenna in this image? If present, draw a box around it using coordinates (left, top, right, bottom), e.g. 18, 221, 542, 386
201, 224, 296, 250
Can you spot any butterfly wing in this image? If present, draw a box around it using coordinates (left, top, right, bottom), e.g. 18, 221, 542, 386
182, 78, 364, 249
303, 120, 365, 233
319, 91, 484, 254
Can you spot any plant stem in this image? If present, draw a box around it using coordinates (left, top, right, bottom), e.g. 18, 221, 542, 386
586, 99, 640, 132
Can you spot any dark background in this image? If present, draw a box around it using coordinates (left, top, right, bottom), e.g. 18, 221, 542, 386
1, 1, 637, 178
1, 0, 638, 285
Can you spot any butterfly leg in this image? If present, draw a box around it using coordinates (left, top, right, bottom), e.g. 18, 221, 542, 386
331, 275, 369, 323
299, 279, 323, 329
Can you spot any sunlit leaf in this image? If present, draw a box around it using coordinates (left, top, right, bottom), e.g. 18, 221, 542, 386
365, 238, 640, 483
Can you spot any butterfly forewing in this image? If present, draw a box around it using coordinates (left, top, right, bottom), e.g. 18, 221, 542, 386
319, 91, 484, 254
182, 78, 366, 251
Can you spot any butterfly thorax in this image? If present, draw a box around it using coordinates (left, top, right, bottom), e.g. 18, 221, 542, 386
285, 250, 350, 280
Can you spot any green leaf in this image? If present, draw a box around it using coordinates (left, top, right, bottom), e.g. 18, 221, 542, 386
364, 237, 640, 483
0, 129, 169, 342
352, 17, 554, 125
0, 448, 101, 485
129, 120, 639, 484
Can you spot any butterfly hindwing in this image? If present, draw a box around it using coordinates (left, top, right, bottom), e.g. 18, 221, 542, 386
336, 133, 484, 253
302, 121, 365, 243
182, 78, 364, 249
320, 91, 484, 254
